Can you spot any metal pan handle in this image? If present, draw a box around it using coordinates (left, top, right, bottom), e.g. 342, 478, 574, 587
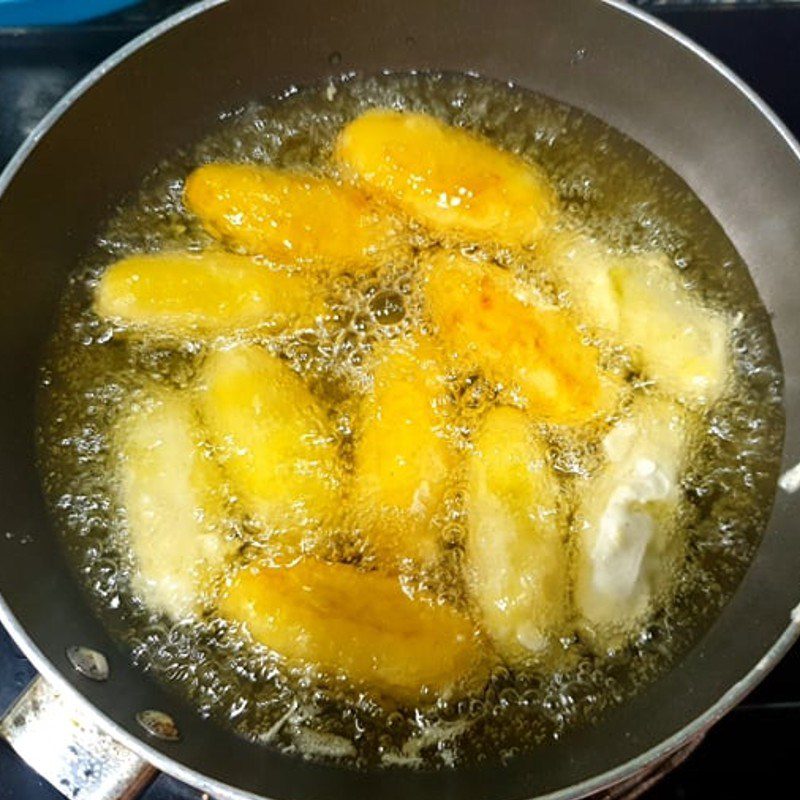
0, 675, 157, 800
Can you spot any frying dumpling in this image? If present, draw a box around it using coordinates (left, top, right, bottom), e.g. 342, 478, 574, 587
335, 110, 556, 246
545, 233, 731, 405
198, 344, 340, 532
573, 396, 691, 641
466, 407, 568, 665
220, 558, 485, 702
423, 250, 614, 425
117, 388, 232, 619
94, 251, 324, 335
542, 234, 620, 332
184, 163, 396, 270
352, 337, 454, 564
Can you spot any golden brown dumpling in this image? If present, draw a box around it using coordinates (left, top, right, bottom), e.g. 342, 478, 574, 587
220, 558, 485, 701
352, 337, 454, 563
198, 344, 340, 532
336, 110, 556, 246
94, 250, 323, 335
423, 250, 614, 425
184, 163, 396, 270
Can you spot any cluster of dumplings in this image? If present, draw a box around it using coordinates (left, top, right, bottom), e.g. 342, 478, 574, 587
95, 109, 733, 703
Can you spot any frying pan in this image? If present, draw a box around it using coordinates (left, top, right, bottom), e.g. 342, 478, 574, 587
2, 0, 800, 798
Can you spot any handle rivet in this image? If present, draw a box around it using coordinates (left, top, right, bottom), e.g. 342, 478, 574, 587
136, 710, 180, 742
65, 646, 109, 682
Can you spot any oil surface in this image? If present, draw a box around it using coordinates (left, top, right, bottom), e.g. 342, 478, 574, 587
37, 73, 784, 767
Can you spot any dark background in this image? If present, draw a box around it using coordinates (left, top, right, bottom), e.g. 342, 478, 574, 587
1, 1, 798, 797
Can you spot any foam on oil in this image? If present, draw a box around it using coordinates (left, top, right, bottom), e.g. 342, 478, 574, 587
37, 73, 784, 767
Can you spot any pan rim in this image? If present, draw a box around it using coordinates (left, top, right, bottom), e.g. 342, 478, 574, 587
1, 1, 799, 798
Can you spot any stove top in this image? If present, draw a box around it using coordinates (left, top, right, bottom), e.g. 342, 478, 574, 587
1, 2, 798, 797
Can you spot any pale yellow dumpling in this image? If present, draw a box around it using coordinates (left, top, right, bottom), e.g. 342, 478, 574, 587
94, 250, 324, 335
335, 110, 556, 246
352, 337, 454, 564
423, 250, 615, 425
573, 395, 691, 643
117, 388, 233, 619
184, 163, 396, 270
198, 344, 340, 532
545, 232, 731, 405
466, 406, 568, 665
220, 558, 486, 702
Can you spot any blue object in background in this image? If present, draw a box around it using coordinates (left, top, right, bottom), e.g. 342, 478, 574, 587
0, 0, 141, 26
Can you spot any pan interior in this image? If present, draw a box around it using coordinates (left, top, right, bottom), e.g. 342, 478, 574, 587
36, 72, 784, 768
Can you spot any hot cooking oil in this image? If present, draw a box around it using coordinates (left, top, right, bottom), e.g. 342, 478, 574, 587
36, 72, 783, 767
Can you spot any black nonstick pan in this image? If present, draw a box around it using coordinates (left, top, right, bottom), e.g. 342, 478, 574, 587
1, 1, 800, 798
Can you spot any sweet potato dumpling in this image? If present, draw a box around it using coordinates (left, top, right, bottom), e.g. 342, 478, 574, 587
184, 163, 396, 270
423, 250, 612, 425
352, 337, 454, 564
466, 406, 568, 665
544, 233, 731, 405
573, 395, 691, 643
198, 344, 340, 531
118, 388, 233, 619
220, 558, 485, 701
94, 250, 324, 335
335, 110, 556, 246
